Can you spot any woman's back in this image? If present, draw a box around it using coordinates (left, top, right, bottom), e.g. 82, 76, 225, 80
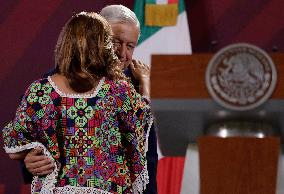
4, 75, 152, 193
2, 11, 152, 194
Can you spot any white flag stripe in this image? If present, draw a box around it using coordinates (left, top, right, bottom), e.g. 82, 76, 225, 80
157, 145, 164, 160
180, 144, 200, 194
156, 0, 168, 4
134, 11, 192, 65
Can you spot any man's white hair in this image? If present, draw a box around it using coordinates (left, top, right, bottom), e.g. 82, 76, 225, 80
100, 5, 140, 32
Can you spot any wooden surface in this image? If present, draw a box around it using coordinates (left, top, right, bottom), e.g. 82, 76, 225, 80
198, 136, 280, 194
151, 53, 284, 99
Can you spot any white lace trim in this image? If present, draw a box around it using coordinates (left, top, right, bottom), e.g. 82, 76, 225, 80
145, 117, 154, 154
47, 76, 105, 98
54, 186, 112, 194
142, 95, 151, 104
3, 114, 154, 194
4, 142, 58, 194
132, 166, 149, 194
132, 115, 153, 194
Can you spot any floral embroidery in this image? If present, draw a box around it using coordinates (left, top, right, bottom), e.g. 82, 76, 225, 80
67, 98, 94, 127
27, 82, 52, 105
2, 77, 153, 194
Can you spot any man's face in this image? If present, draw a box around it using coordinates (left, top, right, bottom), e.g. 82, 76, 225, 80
110, 22, 139, 69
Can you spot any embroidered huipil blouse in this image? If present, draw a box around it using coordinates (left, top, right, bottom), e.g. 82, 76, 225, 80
2, 76, 153, 194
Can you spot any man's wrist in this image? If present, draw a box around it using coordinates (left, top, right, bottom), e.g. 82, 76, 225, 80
139, 83, 150, 98
139, 77, 150, 84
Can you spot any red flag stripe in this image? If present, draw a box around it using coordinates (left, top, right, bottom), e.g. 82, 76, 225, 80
168, 0, 179, 4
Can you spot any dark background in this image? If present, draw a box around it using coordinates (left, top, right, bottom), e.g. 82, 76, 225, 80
1, 0, 284, 193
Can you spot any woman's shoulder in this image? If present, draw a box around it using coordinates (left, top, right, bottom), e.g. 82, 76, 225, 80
105, 78, 133, 94
26, 77, 49, 89
24, 77, 53, 96
30, 77, 49, 85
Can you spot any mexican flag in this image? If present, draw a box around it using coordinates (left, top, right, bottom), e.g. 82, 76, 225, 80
133, 0, 192, 65
133, 0, 191, 160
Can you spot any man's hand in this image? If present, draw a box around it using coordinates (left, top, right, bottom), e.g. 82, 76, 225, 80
129, 60, 150, 81
8, 150, 29, 160
129, 60, 151, 97
24, 147, 55, 176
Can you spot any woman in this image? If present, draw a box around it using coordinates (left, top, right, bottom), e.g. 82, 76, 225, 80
2, 12, 153, 194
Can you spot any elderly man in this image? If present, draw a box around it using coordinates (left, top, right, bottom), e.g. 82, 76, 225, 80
22, 5, 158, 194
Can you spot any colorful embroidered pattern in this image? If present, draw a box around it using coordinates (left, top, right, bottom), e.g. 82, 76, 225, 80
2, 77, 153, 194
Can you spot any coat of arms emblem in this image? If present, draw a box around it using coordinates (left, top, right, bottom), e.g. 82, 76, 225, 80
206, 43, 277, 111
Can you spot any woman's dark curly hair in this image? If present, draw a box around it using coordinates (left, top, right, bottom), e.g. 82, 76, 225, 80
55, 12, 125, 93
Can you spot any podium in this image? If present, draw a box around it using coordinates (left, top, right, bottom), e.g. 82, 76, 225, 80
151, 53, 284, 156
151, 53, 284, 193
198, 136, 280, 194
151, 53, 284, 99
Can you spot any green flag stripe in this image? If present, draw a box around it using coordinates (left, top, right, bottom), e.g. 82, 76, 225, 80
179, 0, 185, 13
145, 0, 156, 4
134, 0, 160, 44
134, 0, 186, 45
